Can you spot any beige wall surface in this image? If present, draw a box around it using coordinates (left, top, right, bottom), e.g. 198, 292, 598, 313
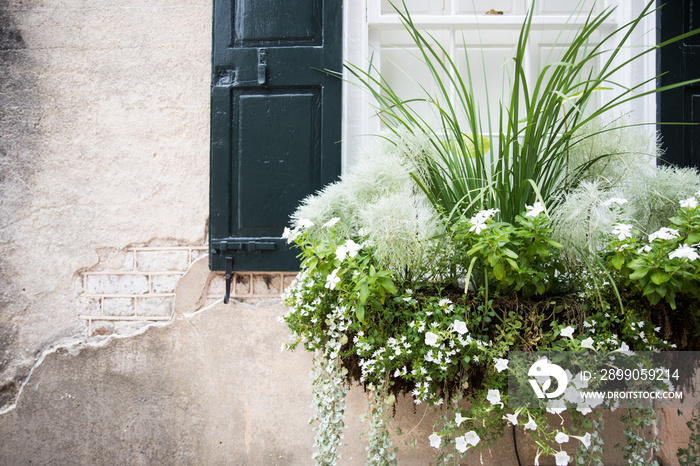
0, 0, 211, 408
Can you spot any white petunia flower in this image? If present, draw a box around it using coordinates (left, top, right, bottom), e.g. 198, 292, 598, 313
525, 201, 546, 217
648, 227, 680, 242
455, 435, 468, 453
469, 219, 488, 234
555, 432, 570, 443
494, 358, 509, 373
669, 244, 700, 261
425, 332, 439, 347
453, 320, 468, 335
560, 326, 576, 338
681, 197, 698, 209
555, 450, 571, 465
612, 223, 633, 241
524, 415, 537, 431
486, 389, 502, 407
455, 412, 467, 427
572, 433, 592, 449
322, 217, 340, 228
546, 399, 568, 415
464, 430, 480, 447
503, 412, 519, 425
428, 433, 441, 449
580, 337, 595, 349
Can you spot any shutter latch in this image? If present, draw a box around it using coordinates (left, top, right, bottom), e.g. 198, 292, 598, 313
224, 256, 233, 304
257, 49, 267, 85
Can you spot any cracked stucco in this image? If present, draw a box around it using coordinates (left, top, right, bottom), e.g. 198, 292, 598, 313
0, 0, 211, 410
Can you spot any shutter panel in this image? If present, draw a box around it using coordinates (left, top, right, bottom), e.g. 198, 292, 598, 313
657, 0, 700, 168
209, 0, 342, 272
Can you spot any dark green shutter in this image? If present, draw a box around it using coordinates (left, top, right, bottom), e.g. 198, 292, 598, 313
657, 0, 700, 168
210, 0, 342, 272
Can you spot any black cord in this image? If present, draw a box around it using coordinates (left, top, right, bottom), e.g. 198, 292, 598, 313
512, 424, 523, 466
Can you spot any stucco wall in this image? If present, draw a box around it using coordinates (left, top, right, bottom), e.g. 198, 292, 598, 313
0, 0, 211, 407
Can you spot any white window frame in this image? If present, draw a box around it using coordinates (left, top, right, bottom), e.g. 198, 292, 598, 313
342, 0, 657, 171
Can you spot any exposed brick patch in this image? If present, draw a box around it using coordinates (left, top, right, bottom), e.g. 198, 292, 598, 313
78, 245, 207, 336
206, 272, 297, 303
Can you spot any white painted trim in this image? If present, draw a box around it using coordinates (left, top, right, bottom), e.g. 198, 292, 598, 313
341, 1, 658, 169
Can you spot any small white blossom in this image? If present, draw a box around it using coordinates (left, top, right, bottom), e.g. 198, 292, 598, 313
555, 450, 571, 465
525, 201, 546, 217
428, 433, 441, 449
464, 430, 480, 447
486, 389, 502, 406
612, 223, 633, 241
455, 412, 467, 427
524, 415, 537, 431
580, 337, 595, 349
560, 326, 576, 338
455, 435, 468, 453
637, 245, 652, 253
649, 227, 680, 242
453, 320, 468, 335
669, 244, 700, 261
555, 432, 570, 443
503, 412, 518, 425
573, 433, 592, 449
425, 332, 439, 347
325, 268, 341, 290
494, 358, 509, 373
681, 197, 698, 209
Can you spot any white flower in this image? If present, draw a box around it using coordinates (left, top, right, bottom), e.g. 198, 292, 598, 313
580, 337, 595, 349
438, 298, 452, 307
322, 217, 340, 228
649, 227, 680, 242
469, 219, 488, 234
336, 239, 362, 261
524, 415, 537, 431
603, 197, 628, 207
494, 358, 509, 373
573, 433, 592, 449
669, 244, 700, 261
486, 389, 502, 406
464, 430, 480, 447
560, 326, 576, 338
637, 245, 652, 254
282, 226, 300, 243
681, 197, 698, 209
546, 399, 567, 415
555, 432, 570, 444
298, 218, 314, 229
555, 450, 571, 465
453, 320, 468, 335
455, 412, 467, 427
428, 433, 441, 449
455, 435, 468, 453
324, 268, 341, 290
612, 223, 633, 241
525, 201, 546, 217
616, 341, 634, 355
425, 332, 439, 347
503, 412, 518, 425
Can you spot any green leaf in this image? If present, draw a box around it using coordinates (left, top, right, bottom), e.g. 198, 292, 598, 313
650, 271, 671, 285
493, 261, 506, 280
610, 255, 625, 270
629, 266, 651, 280
356, 303, 365, 322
